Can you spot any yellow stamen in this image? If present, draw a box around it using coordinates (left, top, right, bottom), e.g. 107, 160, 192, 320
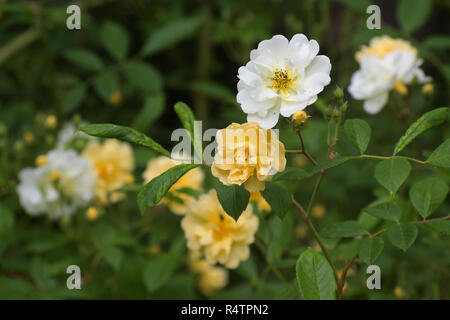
49, 171, 61, 182
270, 68, 298, 95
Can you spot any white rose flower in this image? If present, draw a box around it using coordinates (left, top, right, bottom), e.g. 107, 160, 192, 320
348, 36, 431, 114
17, 149, 95, 219
237, 34, 331, 129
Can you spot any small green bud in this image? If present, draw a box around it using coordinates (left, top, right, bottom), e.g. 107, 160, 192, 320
332, 108, 341, 122
325, 105, 333, 122
334, 86, 344, 100
340, 101, 348, 114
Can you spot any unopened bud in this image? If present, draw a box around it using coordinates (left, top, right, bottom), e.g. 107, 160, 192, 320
334, 86, 344, 100
292, 110, 308, 126
86, 207, 99, 221
422, 83, 433, 96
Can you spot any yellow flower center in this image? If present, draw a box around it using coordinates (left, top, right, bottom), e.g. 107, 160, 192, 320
211, 214, 233, 240
394, 81, 408, 95
270, 68, 298, 95
49, 170, 61, 182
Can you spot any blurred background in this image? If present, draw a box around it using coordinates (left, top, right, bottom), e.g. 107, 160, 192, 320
0, 0, 449, 299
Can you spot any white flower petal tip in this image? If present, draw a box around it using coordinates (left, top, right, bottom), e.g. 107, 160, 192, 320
237, 34, 331, 128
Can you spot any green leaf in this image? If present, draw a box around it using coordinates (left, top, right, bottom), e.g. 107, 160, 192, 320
143, 254, 177, 292
273, 168, 310, 182
132, 94, 165, 132
214, 179, 250, 220
425, 220, 450, 235
409, 177, 448, 218
428, 139, 450, 168
63, 48, 104, 71
63, 84, 86, 114
138, 164, 200, 214
141, 16, 203, 57
320, 221, 367, 238
79, 123, 170, 157
358, 237, 384, 265
266, 214, 293, 264
99, 245, 123, 271
260, 182, 291, 219
174, 102, 202, 160
387, 223, 418, 251
93, 71, 119, 102
397, 0, 432, 34
296, 248, 336, 300
344, 119, 371, 154
364, 199, 401, 222
123, 61, 162, 92
100, 21, 129, 61
393, 107, 448, 155
0, 204, 14, 237
374, 158, 411, 193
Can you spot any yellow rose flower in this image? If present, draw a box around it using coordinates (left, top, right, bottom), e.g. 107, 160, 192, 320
82, 139, 134, 204
188, 251, 229, 296
142, 155, 204, 215
198, 264, 229, 296
181, 190, 259, 269
211, 122, 286, 192
249, 192, 271, 212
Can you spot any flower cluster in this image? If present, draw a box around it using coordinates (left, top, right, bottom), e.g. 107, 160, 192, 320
348, 36, 431, 114
17, 123, 135, 220
181, 190, 259, 269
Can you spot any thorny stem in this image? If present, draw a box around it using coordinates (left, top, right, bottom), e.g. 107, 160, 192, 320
292, 196, 341, 299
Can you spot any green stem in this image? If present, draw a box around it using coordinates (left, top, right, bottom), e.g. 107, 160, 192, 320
360, 154, 428, 165
337, 253, 358, 298
296, 129, 318, 166
306, 170, 326, 218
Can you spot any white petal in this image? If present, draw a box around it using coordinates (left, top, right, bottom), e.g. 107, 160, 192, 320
279, 100, 308, 117
363, 93, 389, 114
247, 108, 280, 129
